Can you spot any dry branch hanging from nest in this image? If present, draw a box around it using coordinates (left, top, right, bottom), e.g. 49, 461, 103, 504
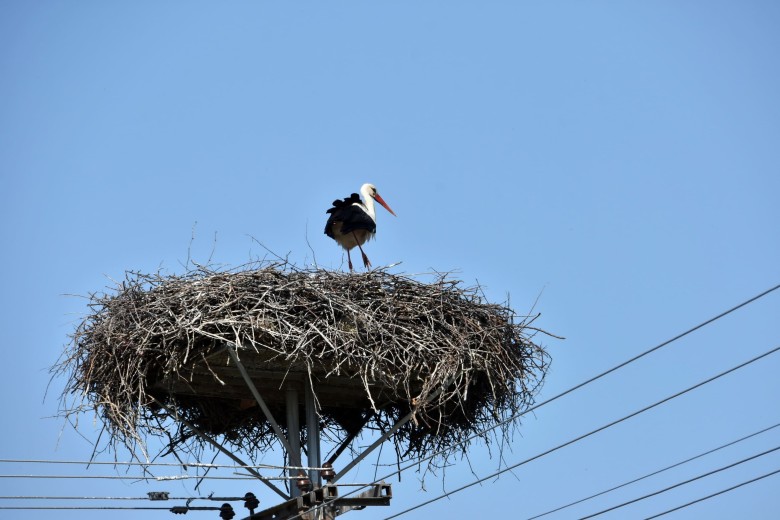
55, 262, 551, 470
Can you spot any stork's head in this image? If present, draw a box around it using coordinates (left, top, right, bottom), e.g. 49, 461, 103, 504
362, 183, 397, 216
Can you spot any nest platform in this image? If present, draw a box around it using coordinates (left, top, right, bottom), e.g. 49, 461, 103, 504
57, 263, 550, 468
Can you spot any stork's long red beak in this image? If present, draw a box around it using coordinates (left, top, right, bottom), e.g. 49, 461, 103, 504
374, 193, 397, 217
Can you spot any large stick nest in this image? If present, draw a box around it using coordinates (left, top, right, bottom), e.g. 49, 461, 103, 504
56, 262, 551, 471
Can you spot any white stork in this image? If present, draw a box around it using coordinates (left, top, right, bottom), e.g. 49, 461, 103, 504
324, 183, 396, 271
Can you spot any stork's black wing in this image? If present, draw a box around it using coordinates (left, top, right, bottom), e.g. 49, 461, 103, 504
324, 193, 375, 238
326, 193, 361, 215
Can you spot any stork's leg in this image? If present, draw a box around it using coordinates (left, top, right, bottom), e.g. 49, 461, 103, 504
350, 232, 371, 269
359, 246, 371, 269
346, 249, 354, 271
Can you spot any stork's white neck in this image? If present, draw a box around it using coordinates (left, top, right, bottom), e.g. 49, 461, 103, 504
359, 184, 376, 220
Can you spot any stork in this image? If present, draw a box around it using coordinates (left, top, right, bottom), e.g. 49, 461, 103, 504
324, 183, 396, 271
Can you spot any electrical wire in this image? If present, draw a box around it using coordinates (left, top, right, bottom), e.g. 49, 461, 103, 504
579, 445, 780, 518
383, 344, 780, 520
0, 458, 325, 471
644, 467, 780, 519
511, 283, 780, 417
526, 421, 780, 519
0, 474, 274, 481
0, 506, 172, 510
0, 505, 242, 512
0, 495, 243, 501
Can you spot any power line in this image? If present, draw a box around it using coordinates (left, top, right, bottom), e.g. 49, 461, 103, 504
0, 506, 172, 511
521, 283, 780, 414
0, 474, 274, 481
383, 344, 780, 520
0, 458, 324, 471
580, 445, 780, 518
0, 505, 245, 515
526, 421, 780, 519
0, 505, 236, 513
0, 495, 243, 501
644, 467, 780, 519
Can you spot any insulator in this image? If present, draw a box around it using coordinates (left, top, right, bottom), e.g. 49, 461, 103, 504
244, 492, 259, 514
296, 470, 312, 492
219, 503, 235, 520
321, 463, 335, 481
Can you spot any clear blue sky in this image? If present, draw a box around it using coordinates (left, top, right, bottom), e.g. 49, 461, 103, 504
2, 2, 779, 519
